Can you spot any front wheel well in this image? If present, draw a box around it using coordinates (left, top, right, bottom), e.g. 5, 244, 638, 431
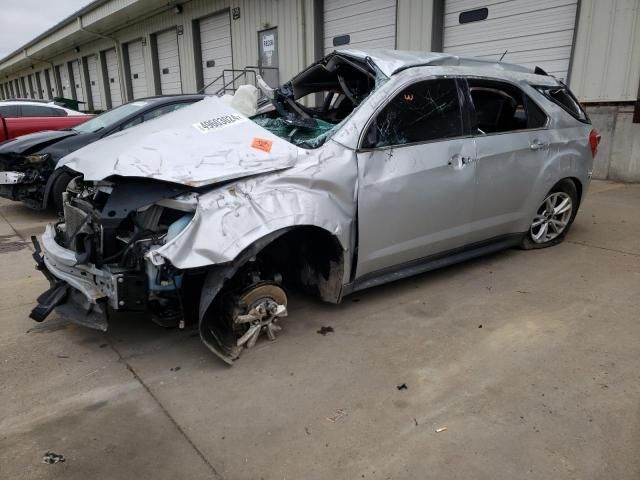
195, 226, 346, 363
256, 226, 345, 303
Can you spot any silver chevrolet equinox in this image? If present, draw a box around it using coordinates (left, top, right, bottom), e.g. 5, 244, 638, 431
31, 50, 600, 363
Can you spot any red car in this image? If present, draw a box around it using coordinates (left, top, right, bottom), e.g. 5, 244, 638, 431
0, 100, 91, 142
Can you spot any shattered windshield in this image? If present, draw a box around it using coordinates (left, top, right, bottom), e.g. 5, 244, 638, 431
252, 53, 380, 149
253, 117, 336, 149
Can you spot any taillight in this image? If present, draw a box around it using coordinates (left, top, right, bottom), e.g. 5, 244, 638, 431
589, 129, 601, 158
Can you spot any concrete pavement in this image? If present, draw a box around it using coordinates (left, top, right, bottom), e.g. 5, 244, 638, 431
1, 180, 639, 479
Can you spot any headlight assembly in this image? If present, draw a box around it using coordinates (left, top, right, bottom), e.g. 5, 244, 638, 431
24, 153, 51, 164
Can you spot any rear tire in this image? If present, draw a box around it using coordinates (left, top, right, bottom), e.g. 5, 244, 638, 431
521, 179, 578, 250
51, 172, 74, 213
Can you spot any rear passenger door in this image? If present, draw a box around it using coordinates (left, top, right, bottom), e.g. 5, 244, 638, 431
355, 78, 476, 277
464, 78, 551, 242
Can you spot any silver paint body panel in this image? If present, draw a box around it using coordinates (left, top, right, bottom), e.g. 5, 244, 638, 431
50, 50, 593, 293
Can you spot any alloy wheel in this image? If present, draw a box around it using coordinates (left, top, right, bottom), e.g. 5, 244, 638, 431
530, 192, 573, 244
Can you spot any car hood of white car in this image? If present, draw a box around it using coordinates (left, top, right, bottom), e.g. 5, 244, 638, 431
57, 96, 300, 187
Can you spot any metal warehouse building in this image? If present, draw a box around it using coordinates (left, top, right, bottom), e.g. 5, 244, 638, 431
0, 0, 638, 180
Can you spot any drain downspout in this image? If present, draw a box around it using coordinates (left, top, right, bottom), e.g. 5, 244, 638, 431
77, 16, 127, 103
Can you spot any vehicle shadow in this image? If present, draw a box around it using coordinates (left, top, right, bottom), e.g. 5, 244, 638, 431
86, 246, 524, 364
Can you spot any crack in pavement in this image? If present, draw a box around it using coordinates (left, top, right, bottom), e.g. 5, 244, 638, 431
108, 340, 224, 480
567, 240, 640, 258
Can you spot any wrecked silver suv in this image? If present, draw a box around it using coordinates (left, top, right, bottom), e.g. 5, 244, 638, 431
31, 50, 599, 363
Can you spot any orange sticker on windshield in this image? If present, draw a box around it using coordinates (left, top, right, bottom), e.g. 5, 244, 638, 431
251, 137, 273, 153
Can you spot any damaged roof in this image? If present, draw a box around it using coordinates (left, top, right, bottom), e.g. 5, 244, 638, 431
336, 49, 539, 78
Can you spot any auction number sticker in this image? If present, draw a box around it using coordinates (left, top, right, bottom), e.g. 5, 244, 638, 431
193, 114, 246, 133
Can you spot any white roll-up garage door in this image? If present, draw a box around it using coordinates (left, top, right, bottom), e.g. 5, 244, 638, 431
127, 39, 148, 99
199, 12, 233, 94
46, 69, 56, 98
156, 29, 182, 95
105, 48, 123, 107
35, 72, 43, 98
86, 55, 103, 111
71, 60, 85, 104
443, 0, 579, 81
59, 65, 72, 98
324, 0, 397, 53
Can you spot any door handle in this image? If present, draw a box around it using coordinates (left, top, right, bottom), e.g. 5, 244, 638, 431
530, 140, 549, 151
448, 154, 474, 169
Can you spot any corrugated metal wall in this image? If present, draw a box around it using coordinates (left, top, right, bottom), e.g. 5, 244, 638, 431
569, 0, 640, 102
230, 0, 311, 85
0, 0, 314, 107
2, 0, 638, 106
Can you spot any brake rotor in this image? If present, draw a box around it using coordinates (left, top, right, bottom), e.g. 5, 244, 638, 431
234, 283, 288, 349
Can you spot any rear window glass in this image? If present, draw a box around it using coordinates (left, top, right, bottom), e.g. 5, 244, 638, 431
535, 86, 590, 123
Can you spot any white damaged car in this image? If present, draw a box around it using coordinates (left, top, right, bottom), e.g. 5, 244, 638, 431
31, 50, 599, 363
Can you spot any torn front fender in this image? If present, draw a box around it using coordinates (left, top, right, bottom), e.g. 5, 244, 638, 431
147, 141, 358, 273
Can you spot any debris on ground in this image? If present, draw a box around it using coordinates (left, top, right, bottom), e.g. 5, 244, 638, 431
435, 427, 447, 433
170, 366, 181, 372
99, 343, 108, 348
478, 324, 483, 329
317, 326, 334, 336
42, 452, 65, 464
396, 383, 408, 390
414, 418, 419, 426
326, 409, 347, 423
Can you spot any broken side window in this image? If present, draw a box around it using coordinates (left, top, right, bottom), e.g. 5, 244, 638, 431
363, 78, 463, 148
534, 85, 590, 124
468, 79, 548, 134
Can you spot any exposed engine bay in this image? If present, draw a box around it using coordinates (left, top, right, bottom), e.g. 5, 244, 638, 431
41, 176, 197, 327
0, 153, 54, 208
32, 175, 341, 364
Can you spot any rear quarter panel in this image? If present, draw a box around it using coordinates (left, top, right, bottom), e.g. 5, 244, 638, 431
516, 84, 593, 232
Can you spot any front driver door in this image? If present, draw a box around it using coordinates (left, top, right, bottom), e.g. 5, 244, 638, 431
355, 77, 476, 278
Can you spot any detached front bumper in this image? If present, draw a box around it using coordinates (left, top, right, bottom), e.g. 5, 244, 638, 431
30, 224, 146, 330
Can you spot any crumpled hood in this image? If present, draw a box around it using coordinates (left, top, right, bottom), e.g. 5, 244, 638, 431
0, 130, 77, 156
58, 96, 301, 187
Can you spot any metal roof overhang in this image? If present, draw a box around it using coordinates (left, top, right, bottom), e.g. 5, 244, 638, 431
0, 0, 173, 75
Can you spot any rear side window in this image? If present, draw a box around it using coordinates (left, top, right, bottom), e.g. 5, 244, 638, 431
467, 79, 547, 134
363, 78, 462, 148
535, 85, 590, 123
0, 105, 18, 117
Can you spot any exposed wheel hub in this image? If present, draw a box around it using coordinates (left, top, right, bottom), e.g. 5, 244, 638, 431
234, 284, 288, 349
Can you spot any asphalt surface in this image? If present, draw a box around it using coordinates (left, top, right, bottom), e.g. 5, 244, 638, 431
1, 180, 639, 480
